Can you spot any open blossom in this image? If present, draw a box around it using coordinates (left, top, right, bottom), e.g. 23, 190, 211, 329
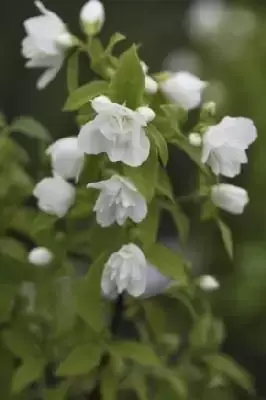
46, 137, 85, 181
160, 71, 207, 110
22, 1, 74, 89
87, 175, 147, 227
33, 175, 75, 217
140, 61, 158, 95
78, 96, 155, 167
28, 247, 53, 266
201, 117, 257, 177
101, 243, 147, 298
80, 0, 105, 35
211, 183, 249, 215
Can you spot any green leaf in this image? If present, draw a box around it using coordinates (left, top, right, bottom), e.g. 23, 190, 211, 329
203, 354, 254, 394
109, 341, 161, 367
160, 200, 189, 244
106, 32, 126, 55
0, 284, 17, 323
2, 329, 42, 359
190, 314, 225, 351
11, 117, 51, 141
217, 219, 233, 259
44, 382, 70, 400
12, 357, 45, 393
67, 51, 79, 93
124, 147, 158, 202
88, 223, 128, 259
64, 80, 109, 111
73, 253, 107, 332
134, 200, 160, 246
145, 243, 187, 285
110, 45, 144, 109
56, 343, 102, 376
100, 362, 119, 400
156, 167, 174, 202
54, 277, 76, 335
148, 125, 168, 166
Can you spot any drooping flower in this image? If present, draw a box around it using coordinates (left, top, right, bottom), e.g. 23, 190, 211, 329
78, 96, 155, 167
101, 243, 147, 298
28, 247, 53, 266
142, 264, 171, 298
46, 137, 85, 181
211, 183, 249, 215
160, 71, 207, 110
22, 1, 74, 89
80, 0, 105, 36
87, 175, 147, 227
33, 175, 75, 217
201, 117, 257, 177
140, 62, 158, 95
198, 275, 220, 291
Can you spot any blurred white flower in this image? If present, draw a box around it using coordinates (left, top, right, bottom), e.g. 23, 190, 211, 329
87, 175, 147, 227
46, 137, 85, 181
78, 95, 154, 167
211, 183, 249, 214
189, 133, 202, 147
201, 117, 257, 177
22, 1, 74, 89
101, 243, 147, 298
33, 175, 75, 217
28, 247, 53, 266
140, 62, 158, 95
141, 264, 171, 298
80, 0, 105, 35
188, 0, 226, 40
198, 275, 220, 291
160, 71, 207, 110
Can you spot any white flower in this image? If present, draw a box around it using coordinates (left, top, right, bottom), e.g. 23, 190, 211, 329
78, 96, 154, 167
140, 62, 158, 95
33, 175, 75, 217
46, 137, 85, 181
101, 243, 147, 298
87, 175, 147, 227
28, 247, 53, 266
160, 71, 207, 110
201, 117, 257, 177
189, 132, 202, 147
142, 264, 171, 298
22, 1, 74, 89
211, 183, 249, 214
198, 275, 220, 291
80, 0, 105, 35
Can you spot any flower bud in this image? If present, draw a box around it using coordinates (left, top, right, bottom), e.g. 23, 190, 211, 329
28, 247, 53, 266
198, 275, 220, 292
33, 175, 76, 218
188, 132, 202, 147
80, 0, 105, 36
145, 75, 158, 95
46, 137, 85, 181
136, 106, 156, 123
211, 184, 249, 215
201, 101, 217, 119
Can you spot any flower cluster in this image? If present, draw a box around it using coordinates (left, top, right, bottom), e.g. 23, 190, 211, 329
27, 0, 257, 301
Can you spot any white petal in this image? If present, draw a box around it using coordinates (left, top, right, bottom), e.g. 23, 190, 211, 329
211, 183, 249, 214
145, 75, 158, 95
136, 106, 155, 123
78, 120, 110, 154
28, 247, 53, 266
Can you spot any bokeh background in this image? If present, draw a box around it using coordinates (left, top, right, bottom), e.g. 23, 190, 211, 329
2, 0, 266, 397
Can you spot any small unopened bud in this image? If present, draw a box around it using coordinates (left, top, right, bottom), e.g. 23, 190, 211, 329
145, 75, 158, 95
80, 0, 105, 36
198, 275, 220, 292
189, 132, 202, 147
202, 101, 217, 117
136, 106, 155, 123
28, 247, 53, 266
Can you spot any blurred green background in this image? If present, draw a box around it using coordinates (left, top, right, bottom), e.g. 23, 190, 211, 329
2, 0, 266, 397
